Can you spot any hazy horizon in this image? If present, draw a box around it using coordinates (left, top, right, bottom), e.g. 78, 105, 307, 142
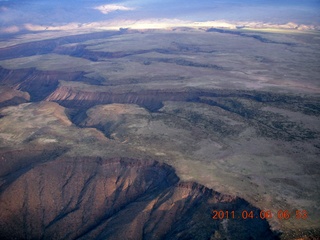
0, 0, 319, 30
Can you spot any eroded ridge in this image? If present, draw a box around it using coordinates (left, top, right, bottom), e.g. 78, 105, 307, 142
0, 156, 278, 240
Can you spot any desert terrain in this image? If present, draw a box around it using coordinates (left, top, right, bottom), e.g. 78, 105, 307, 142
0, 26, 319, 239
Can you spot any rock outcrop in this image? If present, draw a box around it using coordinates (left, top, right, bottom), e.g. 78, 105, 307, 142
0, 86, 30, 108
0, 67, 84, 102
46, 85, 199, 111
0, 156, 278, 240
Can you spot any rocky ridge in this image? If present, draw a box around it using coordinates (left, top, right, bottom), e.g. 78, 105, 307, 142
0, 156, 278, 240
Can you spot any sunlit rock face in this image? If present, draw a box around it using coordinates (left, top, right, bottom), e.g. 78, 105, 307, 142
0, 156, 278, 240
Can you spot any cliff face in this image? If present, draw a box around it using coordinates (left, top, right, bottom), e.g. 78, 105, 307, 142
46, 86, 198, 111
0, 156, 277, 240
0, 67, 84, 102
0, 86, 30, 108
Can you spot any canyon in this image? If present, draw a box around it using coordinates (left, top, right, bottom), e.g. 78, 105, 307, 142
0, 155, 277, 240
0, 27, 319, 239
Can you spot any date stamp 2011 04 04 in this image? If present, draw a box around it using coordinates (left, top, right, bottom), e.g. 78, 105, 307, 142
212, 210, 308, 220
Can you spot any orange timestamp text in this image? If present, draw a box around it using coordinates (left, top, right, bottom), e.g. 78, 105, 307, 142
212, 210, 308, 220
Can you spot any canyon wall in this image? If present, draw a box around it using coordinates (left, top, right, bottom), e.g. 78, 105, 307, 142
0, 155, 277, 240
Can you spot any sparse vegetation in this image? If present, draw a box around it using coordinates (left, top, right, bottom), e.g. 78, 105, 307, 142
0, 28, 319, 239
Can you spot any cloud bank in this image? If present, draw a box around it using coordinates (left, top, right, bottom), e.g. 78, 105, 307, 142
0, 0, 319, 33
94, 4, 135, 14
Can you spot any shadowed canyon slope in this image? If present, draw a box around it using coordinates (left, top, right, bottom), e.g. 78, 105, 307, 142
0, 28, 320, 239
0, 156, 277, 240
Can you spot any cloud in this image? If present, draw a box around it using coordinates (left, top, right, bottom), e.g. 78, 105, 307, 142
94, 4, 135, 14
23, 23, 82, 31
0, 25, 20, 33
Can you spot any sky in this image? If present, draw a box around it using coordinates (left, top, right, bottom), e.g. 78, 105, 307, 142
0, 0, 319, 30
